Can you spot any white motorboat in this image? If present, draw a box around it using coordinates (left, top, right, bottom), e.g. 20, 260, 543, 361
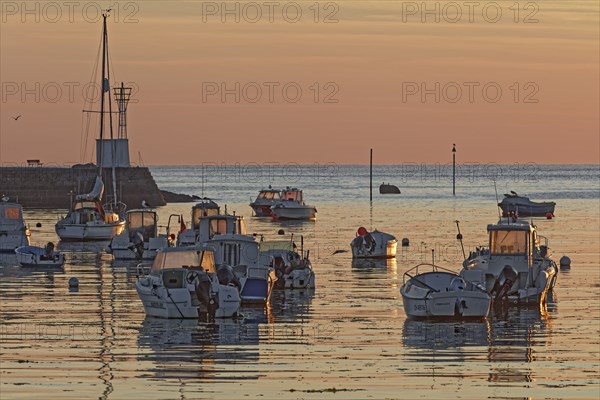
270, 188, 317, 221
0, 197, 30, 252
135, 246, 241, 319
55, 177, 125, 241
108, 208, 170, 260
259, 236, 315, 289
459, 218, 558, 305
177, 198, 221, 246
15, 243, 64, 268
498, 191, 556, 217
400, 263, 491, 318
178, 211, 276, 303
350, 227, 397, 259
249, 186, 281, 217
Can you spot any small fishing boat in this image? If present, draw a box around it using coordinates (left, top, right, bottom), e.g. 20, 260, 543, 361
400, 263, 491, 318
350, 227, 397, 259
0, 197, 30, 252
15, 243, 65, 267
107, 208, 171, 260
379, 183, 401, 194
135, 246, 241, 319
498, 191, 556, 217
459, 217, 558, 305
270, 188, 317, 221
249, 186, 281, 217
259, 236, 315, 289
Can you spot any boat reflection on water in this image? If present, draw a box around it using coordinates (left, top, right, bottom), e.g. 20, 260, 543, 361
351, 257, 397, 271
401, 298, 555, 386
58, 240, 110, 265
487, 300, 554, 384
137, 318, 261, 381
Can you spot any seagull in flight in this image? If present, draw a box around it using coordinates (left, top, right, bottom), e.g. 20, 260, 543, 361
12, 115, 21, 121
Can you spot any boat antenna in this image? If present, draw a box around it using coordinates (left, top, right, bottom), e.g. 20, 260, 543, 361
455, 220, 466, 259
493, 180, 501, 220
431, 248, 435, 265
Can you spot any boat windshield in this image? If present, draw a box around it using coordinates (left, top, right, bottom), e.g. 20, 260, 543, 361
193, 207, 219, 228
259, 191, 279, 200
151, 250, 215, 274
1, 206, 22, 222
281, 190, 302, 202
490, 230, 527, 255
128, 211, 157, 239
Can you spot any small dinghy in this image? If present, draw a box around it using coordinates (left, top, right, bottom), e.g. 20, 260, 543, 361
400, 263, 491, 319
379, 183, 400, 194
15, 243, 65, 267
350, 227, 397, 259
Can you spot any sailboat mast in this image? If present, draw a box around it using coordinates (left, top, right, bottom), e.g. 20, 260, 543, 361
98, 12, 107, 172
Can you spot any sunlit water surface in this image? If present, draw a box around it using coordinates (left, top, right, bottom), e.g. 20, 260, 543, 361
1, 164, 598, 399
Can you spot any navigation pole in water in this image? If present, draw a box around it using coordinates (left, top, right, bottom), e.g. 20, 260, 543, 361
452, 144, 456, 196
370, 148, 373, 202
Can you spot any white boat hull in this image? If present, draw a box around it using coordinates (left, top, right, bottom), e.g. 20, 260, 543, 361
55, 221, 125, 241
280, 268, 315, 289
401, 291, 490, 318
271, 206, 317, 221
136, 278, 240, 319
15, 246, 64, 267
351, 231, 397, 259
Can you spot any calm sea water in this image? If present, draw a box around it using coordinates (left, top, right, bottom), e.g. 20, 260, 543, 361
1, 164, 599, 399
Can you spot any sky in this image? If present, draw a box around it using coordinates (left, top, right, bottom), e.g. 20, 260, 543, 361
0, 1, 599, 166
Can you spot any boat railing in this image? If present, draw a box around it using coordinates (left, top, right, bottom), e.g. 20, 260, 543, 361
402, 263, 456, 284
136, 262, 152, 277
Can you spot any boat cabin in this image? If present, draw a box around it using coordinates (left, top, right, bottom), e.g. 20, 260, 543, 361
280, 187, 304, 203
487, 220, 539, 265
151, 247, 216, 273
126, 209, 158, 242
197, 214, 246, 243
255, 189, 281, 201
191, 198, 220, 229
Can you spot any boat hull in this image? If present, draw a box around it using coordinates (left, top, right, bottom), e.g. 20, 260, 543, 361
55, 221, 125, 241
0, 231, 30, 252
250, 204, 274, 217
271, 206, 317, 221
401, 290, 490, 318
351, 231, 397, 259
15, 246, 64, 267
499, 198, 556, 217
135, 280, 240, 319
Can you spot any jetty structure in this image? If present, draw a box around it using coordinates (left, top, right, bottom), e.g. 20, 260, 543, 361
0, 11, 191, 209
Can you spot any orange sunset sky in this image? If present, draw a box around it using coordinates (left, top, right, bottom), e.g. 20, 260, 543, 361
0, 1, 598, 165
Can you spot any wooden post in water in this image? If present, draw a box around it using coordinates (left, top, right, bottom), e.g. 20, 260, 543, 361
369, 148, 373, 202
452, 144, 456, 196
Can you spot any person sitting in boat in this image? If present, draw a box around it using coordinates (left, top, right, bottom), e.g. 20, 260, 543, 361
41, 242, 55, 260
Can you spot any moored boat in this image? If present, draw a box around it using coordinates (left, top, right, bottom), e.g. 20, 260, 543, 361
498, 191, 556, 217
400, 263, 491, 318
0, 197, 30, 252
459, 217, 558, 306
259, 235, 315, 289
350, 227, 397, 259
107, 208, 171, 260
270, 188, 317, 221
135, 246, 241, 319
15, 243, 64, 267
249, 186, 281, 217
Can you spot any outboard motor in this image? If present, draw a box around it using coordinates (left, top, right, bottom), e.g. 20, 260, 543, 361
195, 273, 215, 317
491, 265, 518, 302
216, 264, 241, 289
